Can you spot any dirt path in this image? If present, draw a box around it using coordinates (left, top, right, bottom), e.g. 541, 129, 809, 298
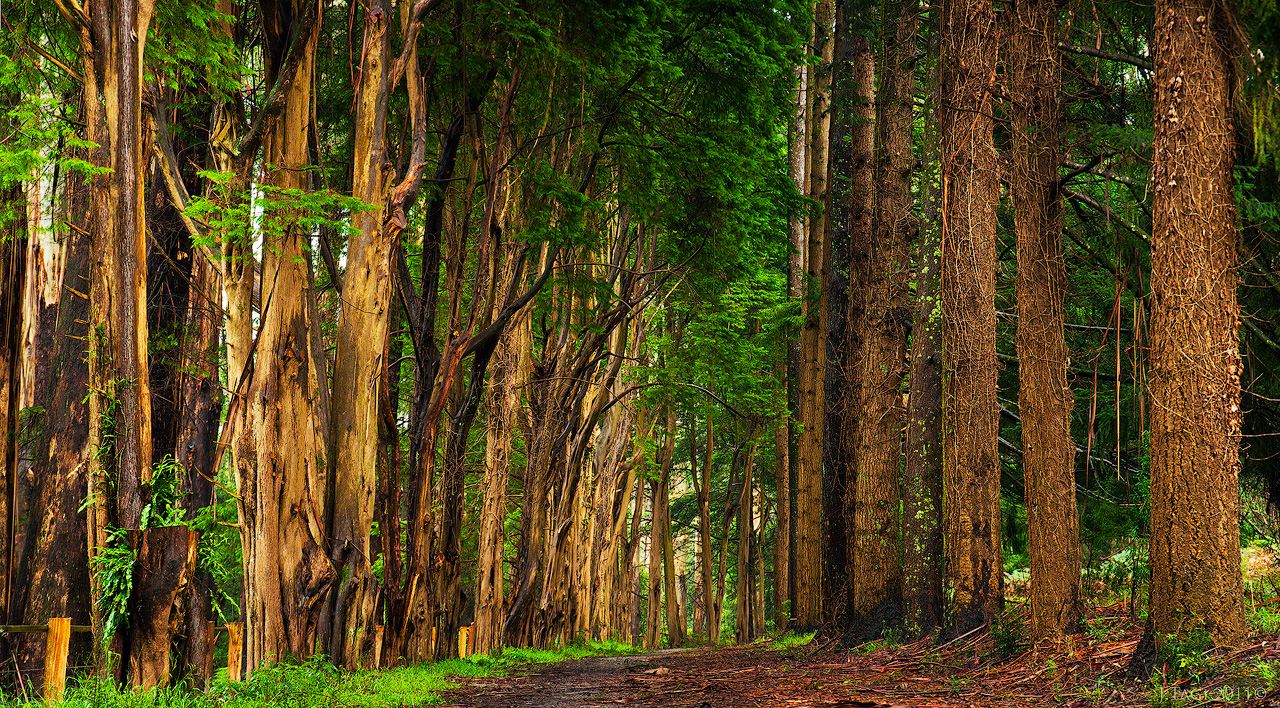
439, 614, 1280, 708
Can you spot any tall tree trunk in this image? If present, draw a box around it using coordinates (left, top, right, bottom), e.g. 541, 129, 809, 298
325, 0, 394, 669
1133, 0, 1244, 667
772, 377, 790, 628
10, 170, 94, 687
239, 0, 334, 669
785, 57, 808, 633
900, 3, 945, 642
796, 0, 835, 631
821, 6, 865, 639
1010, 0, 1081, 643
694, 415, 714, 641
474, 260, 525, 654
734, 465, 753, 643
174, 241, 222, 687
940, 0, 1003, 638
645, 475, 663, 649
1, 184, 22, 636
849, 0, 914, 642
659, 439, 685, 647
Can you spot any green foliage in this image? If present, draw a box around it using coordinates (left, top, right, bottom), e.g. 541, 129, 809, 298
1159, 629, 1215, 683
142, 455, 187, 530
989, 607, 1028, 658
90, 529, 135, 642
12, 639, 638, 708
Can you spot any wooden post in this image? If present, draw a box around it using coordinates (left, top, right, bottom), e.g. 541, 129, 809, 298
226, 622, 242, 682
42, 618, 71, 702
468, 624, 476, 656
458, 626, 469, 658
373, 625, 384, 668
205, 621, 216, 682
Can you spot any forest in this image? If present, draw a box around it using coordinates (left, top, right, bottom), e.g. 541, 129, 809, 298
1, 0, 1279, 701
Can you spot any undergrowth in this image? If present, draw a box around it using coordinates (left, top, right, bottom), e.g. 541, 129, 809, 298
14, 640, 636, 708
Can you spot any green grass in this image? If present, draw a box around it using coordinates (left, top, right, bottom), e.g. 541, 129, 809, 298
20, 639, 639, 708
768, 631, 815, 650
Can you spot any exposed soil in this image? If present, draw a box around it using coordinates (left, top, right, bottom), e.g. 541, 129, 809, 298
441, 605, 1280, 708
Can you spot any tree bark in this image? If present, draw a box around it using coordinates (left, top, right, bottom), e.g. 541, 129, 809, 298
900, 3, 945, 642
821, 6, 865, 639
1010, 0, 1082, 642
238, 0, 334, 669
940, 0, 1003, 638
796, 0, 835, 632
1134, 0, 1244, 666
325, 0, 394, 669
849, 0, 914, 642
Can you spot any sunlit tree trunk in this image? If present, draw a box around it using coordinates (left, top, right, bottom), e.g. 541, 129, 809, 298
239, 0, 334, 669
796, 0, 835, 631
940, 0, 1003, 638
1010, 0, 1081, 643
10, 170, 94, 684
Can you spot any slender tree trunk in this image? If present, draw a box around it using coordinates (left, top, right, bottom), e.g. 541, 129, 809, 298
939, 0, 1003, 638
659, 444, 685, 647
772, 376, 790, 628
900, 3, 945, 642
645, 474, 663, 649
1010, 0, 1081, 643
796, 0, 835, 631
848, 0, 914, 641
695, 415, 715, 641
1132, 0, 1244, 668
734, 465, 753, 643
785, 57, 808, 633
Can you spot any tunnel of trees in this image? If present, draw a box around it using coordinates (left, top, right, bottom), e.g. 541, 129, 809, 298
0, 0, 1278, 690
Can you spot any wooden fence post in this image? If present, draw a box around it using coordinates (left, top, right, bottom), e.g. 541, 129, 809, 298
42, 618, 70, 702
226, 622, 242, 682
373, 625, 384, 668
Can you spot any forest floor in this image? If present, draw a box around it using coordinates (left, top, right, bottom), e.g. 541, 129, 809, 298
441, 604, 1280, 707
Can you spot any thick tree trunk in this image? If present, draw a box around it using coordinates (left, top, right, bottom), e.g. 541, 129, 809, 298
175, 242, 222, 687
1010, 0, 1081, 643
848, 0, 915, 642
821, 9, 865, 639
795, 0, 835, 631
940, 0, 1003, 638
1136, 0, 1244, 665
10, 174, 94, 687
325, 0, 393, 669
1, 185, 22, 634
127, 527, 197, 688
474, 285, 524, 654
900, 5, 945, 642
239, 1, 334, 669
